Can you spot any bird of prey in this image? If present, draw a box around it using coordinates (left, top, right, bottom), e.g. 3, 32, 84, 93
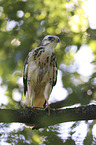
23, 35, 60, 114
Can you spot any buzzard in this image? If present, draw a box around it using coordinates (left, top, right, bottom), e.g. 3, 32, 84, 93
23, 35, 60, 114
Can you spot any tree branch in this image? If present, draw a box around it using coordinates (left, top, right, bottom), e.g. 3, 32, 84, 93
0, 104, 96, 129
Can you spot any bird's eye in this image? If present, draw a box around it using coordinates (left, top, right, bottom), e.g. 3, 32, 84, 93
48, 37, 55, 41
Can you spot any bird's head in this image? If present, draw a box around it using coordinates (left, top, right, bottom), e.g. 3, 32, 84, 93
42, 35, 60, 49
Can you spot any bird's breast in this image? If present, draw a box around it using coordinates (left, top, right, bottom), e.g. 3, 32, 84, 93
28, 52, 53, 85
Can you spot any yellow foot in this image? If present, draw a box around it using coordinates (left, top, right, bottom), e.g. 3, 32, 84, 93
44, 106, 51, 116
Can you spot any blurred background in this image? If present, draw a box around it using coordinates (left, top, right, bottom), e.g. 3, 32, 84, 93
0, 0, 96, 144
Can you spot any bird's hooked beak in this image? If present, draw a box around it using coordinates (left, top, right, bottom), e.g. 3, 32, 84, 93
56, 37, 60, 43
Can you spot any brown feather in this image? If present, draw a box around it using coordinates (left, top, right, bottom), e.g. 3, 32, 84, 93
23, 35, 59, 109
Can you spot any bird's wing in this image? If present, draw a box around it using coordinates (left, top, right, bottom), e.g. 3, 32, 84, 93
23, 52, 31, 95
51, 52, 58, 88
23, 46, 45, 95
43, 52, 57, 108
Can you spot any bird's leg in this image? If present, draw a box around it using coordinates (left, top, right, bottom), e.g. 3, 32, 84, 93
47, 101, 50, 116
44, 83, 52, 115
30, 88, 35, 107
25, 81, 32, 107
43, 100, 50, 115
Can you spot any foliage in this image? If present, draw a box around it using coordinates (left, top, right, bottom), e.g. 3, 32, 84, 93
0, 0, 96, 144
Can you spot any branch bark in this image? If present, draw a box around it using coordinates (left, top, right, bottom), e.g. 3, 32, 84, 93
0, 104, 96, 129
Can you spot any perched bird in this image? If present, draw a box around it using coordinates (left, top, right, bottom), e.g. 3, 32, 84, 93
23, 35, 60, 114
